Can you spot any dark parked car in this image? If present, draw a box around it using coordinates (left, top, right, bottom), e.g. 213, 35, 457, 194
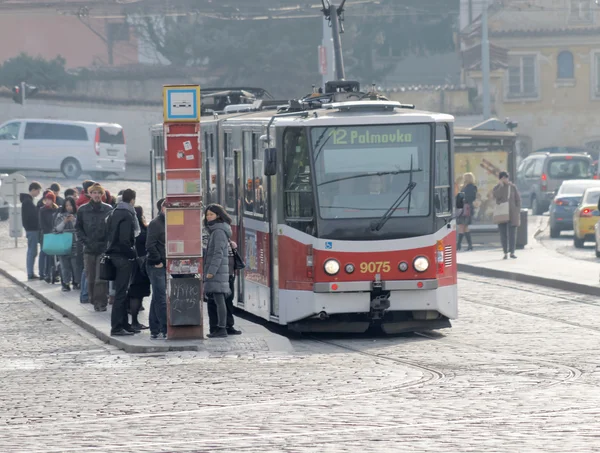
516, 152, 593, 215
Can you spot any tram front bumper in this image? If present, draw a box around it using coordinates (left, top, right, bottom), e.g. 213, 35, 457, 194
304, 279, 456, 320
313, 280, 439, 293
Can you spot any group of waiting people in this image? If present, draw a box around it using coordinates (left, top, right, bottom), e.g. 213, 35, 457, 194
21, 180, 168, 338
21, 180, 241, 339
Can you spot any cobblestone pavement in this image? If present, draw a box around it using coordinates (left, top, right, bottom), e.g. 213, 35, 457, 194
1, 272, 600, 453
0, 177, 152, 250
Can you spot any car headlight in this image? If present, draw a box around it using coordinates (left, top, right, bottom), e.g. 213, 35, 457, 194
345, 263, 355, 274
413, 256, 429, 272
398, 261, 408, 272
324, 259, 340, 276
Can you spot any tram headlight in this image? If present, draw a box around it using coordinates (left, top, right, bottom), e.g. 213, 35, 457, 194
345, 263, 355, 274
324, 259, 340, 276
413, 256, 429, 273
398, 261, 409, 272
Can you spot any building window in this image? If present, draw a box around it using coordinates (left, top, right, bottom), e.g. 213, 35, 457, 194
557, 51, 574, 79
507, 54, 539, 99
569, 0, 593, 24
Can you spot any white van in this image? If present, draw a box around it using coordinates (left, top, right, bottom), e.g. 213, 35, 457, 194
0, 119, 126, 179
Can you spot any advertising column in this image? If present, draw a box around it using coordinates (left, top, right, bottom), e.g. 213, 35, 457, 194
162, 85, 203, 339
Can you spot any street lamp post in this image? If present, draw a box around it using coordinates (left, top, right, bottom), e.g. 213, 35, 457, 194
481, 0, 491, 119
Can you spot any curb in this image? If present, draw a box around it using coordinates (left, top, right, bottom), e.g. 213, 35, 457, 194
0, 264, 199, 353
457, 263, 600, 297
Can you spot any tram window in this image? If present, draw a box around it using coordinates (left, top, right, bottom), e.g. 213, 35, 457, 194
224, 132, 236, 212
204, 132, 218, 204
435, 124, 451, 214
283, 127, 316, 236
243, 131, 255, 215
253, 133, 265, 217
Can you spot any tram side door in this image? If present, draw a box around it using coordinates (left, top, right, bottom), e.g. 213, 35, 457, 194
239, 130, 272, 320
233, 147, 245, 305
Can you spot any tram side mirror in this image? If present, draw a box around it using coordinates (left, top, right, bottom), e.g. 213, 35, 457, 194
456, 192, 465, 209
264, 148, 277, 176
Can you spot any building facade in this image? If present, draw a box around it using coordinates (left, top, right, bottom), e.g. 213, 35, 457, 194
461, 0, 600, 156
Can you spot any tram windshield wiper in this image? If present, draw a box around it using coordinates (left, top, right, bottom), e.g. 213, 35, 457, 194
317, 167, 422, 187
371, 156, 417, 232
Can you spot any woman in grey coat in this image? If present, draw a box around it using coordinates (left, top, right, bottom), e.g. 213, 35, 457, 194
203, 204, 233, 338
492, 171, 522, 260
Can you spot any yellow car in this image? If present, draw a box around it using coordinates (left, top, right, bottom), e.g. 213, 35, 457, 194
573, 187, 600, 248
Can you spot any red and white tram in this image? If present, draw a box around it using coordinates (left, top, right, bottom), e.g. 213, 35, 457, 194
151, 95, 458, 334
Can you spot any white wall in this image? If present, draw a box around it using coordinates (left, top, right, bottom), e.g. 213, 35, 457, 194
0, 98, 162, 165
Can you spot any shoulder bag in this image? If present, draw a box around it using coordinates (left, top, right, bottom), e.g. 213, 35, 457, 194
229, 240, 246, 270
42, 232, 73, 256
493, 185, 511, 224
99, 210, 117, 281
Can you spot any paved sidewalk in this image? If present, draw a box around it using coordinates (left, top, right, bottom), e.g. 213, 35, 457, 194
458, 215, 600, 296
0, 247, 293, 355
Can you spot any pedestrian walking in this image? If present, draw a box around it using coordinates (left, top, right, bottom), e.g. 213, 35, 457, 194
146, 198, 167, 340
457, 172, 478, 251
493, 171, 522, 260
54, 197, 81, 292
127, 206, 150, 331
203, 204, 233, 339
105, 188, 139, 336
75, 183, 112, 312
39, 192, 59, 283
20, 181, 42, 280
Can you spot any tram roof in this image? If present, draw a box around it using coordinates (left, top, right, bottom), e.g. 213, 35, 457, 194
203, 105, 454, 127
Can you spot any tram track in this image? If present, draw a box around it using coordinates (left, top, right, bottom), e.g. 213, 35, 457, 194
414, 330, 584, 390
459, 275, 600, 310
314, 331, 583, 394
307, 336, 446, 387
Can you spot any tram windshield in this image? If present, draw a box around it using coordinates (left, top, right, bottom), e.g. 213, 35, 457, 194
311, 124, 431, 219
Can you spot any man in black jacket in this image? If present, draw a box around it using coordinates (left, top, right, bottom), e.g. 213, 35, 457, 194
106, 188, 138, 336
146, 198, 167, 340
75, 183, 112, 312
20, 181, 42, 280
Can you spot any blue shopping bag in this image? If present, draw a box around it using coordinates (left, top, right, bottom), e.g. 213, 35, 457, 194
42, 233, 73, 256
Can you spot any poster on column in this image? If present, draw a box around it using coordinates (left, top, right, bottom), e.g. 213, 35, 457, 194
165, 208, 203, 257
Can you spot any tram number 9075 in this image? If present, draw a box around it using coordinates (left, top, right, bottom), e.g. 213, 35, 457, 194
359, 261, 391, 273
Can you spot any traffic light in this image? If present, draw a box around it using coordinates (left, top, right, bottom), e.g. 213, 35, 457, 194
12, 85, 23, 105
11, 83, 38, 105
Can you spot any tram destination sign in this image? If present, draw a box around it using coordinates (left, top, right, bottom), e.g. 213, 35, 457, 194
327, 127, 414, 146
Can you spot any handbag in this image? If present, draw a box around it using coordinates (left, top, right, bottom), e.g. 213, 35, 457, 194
229, 241, 246, 270
99, 254, 116, 281
493, 185, 511, 224
42, 232, 73, 256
